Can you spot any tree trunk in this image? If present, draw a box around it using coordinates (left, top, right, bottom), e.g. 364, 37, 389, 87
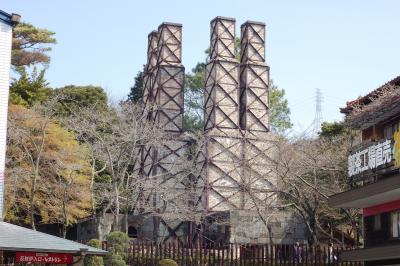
267, 225, 274, 245
112, 181, 120, 231
30, 170, 38, 230
153, 216, 160, 243
62, 187, 68, 238
90, 159, 96, 216
97, 211, 106, 241
62, 224, 67, 239
124, 212, 128, 233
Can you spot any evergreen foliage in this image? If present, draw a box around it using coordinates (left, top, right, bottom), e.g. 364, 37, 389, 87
12, 22, 56, 67
105, 253, 126, 266
84, 239, 104, 266
268, 80, 293, 133
9, 67, 51, 107
54, 85, 108, 115
319, 121, 345, 137
106, 231, 130, 264
6, 104, 91, 229
127, 68, 144, 103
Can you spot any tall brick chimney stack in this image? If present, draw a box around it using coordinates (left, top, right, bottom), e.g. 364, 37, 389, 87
203, 17, 243, 211
239, 21, 275, 211
139, 23, 189, 242
142, 31, 158, 113
239, 21, 270, 134
204, 17, 240, 134
154, 23, 184, 133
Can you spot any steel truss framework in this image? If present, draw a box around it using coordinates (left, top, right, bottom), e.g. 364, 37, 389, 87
137, 17, 274, 242
152, 23, 186, 212
138, 23, 198, 241
201, 18, 275, 213
153, 23, 184, 133
143, 31, 158, 113
203, 17, 243, 211
240, 21, 270, 133
239, 21, 275, 209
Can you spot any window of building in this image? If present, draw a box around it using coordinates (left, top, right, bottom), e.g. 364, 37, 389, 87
384, 125, 393, 139
362, 127, 374, 143
373, 214, 381, 231
391, 211, 400, 238
384, 121, 399, 139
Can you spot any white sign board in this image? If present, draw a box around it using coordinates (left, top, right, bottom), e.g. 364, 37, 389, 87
348, 139, 392, 177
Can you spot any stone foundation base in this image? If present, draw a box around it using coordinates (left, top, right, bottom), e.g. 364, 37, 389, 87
74, 210, 308, 244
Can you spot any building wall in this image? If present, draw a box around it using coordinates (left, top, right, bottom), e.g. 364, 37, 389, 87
364, 211, 400, 247
0, 21, 12, 221
365, 212, 391, 247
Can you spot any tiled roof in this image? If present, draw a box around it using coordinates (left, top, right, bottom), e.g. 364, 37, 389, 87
340, 75, 400, 115
0, 10, 13, 26
0, 222, 108, 255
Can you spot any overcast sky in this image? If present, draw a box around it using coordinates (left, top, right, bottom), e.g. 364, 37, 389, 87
3, 0, 400, 133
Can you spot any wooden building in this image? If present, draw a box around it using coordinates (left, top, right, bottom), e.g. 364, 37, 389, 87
329, 76, 400, 265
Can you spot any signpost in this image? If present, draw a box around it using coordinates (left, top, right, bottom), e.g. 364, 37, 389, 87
16, 252, 73, 264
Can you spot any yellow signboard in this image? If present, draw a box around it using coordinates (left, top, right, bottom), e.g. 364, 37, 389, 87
393, 129, 400, 168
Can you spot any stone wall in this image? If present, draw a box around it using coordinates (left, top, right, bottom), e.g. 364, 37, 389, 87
204, 210, 308, 244
229, 210, 307, 244
75, 214, 198, 243
75, 214, 144, 241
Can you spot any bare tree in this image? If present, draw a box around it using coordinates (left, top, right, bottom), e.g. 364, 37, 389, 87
60, 98, 360, 245
65, 102, 206, 239
212, 129, 361, 245
267, 133, 360, 245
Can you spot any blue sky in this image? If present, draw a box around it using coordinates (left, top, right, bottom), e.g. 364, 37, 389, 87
3, 0, 400, 132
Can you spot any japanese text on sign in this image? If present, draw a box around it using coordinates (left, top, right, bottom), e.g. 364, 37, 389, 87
348, 139, 392, 177
16, 252, 73, 265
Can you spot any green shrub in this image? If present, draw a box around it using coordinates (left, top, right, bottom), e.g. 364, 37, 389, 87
158, 258, 178, 266
87, 239, 102, 248
107, 232, 129, 257
84, 239, 104, 266
105, 231, 130, 265
106, 231, 130, 254
105, 253, 126, 266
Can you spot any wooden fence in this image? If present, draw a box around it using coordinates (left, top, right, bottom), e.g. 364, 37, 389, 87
101, 242, 362, 265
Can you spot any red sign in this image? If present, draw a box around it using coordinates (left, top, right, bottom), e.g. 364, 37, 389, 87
16, 252, 73, 264
363, 199, 400, 217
